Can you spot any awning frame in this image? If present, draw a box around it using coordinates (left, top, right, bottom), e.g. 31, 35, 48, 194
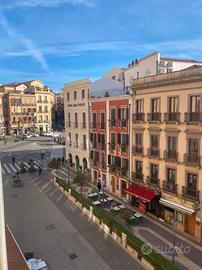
159, 198, 195, 215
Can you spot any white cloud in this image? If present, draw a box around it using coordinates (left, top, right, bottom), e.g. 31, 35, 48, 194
1, 0, 96, 9
0, 9, 51, 73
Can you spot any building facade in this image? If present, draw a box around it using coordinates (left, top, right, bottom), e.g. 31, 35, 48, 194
52, 92, 64, 131
130, 66, 202, 241
25, 80, 54, 134
63, 78, 90, 171
3, 91, 36, 135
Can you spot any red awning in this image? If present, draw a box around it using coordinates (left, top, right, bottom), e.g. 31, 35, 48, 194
125, 184, 156, 202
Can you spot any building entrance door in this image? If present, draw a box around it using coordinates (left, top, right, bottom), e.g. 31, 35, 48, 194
186, 213, 195, 236
111, 176, 116, 193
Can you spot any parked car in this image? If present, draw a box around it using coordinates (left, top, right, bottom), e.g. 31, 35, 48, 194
43, 132, 54, 137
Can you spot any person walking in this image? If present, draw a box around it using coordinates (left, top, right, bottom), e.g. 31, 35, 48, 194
97, 180, 101, 192
38, 166, 42, 175
12, 156, 15, 165
61, 156, 64, 165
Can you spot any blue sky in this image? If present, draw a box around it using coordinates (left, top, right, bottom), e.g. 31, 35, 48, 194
0, 0, 202, 91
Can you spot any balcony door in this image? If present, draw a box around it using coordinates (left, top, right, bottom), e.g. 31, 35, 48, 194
150, 164, 158, 179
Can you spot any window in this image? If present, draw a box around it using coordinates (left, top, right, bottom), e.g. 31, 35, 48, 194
110, 133, 116, 150
68, 113, 71, 127
82, 113, 86, 128
101, 153, 106, 168
167, 136, 176, 151
190, 95, 200, 112
98, 133, 105, 145
45, 106, 48, 112
75, 134, 78, 147
150, 135, 159, 148
151, 98, 160, 113
68, 132, 71, 146
100, 112, 105, 129
188, 138, 199, 155
92, 112, 96, 128
169, 97, 179, 112
118, 133, 128, 145
136, 100, 144, 113
167, 168, 176, 183
74, 91, 77, 100
82, 89, 85, 99
67, 93, 70, 102
110, 108, 116, 126
75, 113, 78, 128
83, 135, 87, 149
135, 160, 142, 174
176, 212, 183, 223
150, 164, 158, 178
136, 133, 142, 146
121, 158, 128, 169
44, 96, 47, 102
187, 173, 197, 189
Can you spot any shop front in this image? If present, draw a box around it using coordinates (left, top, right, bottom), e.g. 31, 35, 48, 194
159, 198, 196, 236
125, 183, 159, 214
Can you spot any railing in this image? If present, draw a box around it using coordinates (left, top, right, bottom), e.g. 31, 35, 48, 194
44, 110, 48, 113
132, 172, 144, 182
101, 162, 106, 170
90, 159, 98, 167
164, 150, 178, 162
147, 148, 160, 158
120, 144, 128, 153
43, 100, 48, 103
108, 165, 117, 173
38, 110, 42, 113
99, 122, 106, 129
37, 100, 42, 103
100, 144, 106, 151
119, 167, 129, 178
184, 153, 200, 166
146, 176, 160, 187
109, 143, 116, 151
182, 186, 200, 201
38, 120, 43, 123
147, 113, 161, 122
164, 112, 180, 122
185, 112, 202, 123
132, 145, 143, 155
162, 180, 177, 193
44, 120, 49, 123
118, 119, 128, 128
91, 142, 97, 149
108, 119, 116, 128
132, 113, 145, 122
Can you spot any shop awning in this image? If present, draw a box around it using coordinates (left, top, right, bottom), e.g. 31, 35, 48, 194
159, 198, 195, 215
125, 184, 156, 202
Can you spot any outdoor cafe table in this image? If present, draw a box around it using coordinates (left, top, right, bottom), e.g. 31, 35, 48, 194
88, 192, 98, 198
112, 206, 120, 212
106, 197, 113, 202
92, 200, 101, 206
100, 199, 107, 203
118, 204, 126, 209
134, 212, 143, 219
98, 191, 104, 195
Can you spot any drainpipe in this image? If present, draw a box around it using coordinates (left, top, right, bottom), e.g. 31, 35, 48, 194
0, 162, 8, 270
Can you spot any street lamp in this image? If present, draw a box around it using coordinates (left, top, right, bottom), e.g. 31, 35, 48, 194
99, 176, 105, 211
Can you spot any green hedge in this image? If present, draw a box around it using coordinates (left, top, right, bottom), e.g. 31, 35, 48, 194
56, 178, 179, 270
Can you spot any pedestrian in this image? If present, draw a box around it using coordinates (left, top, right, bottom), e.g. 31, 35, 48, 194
38, 166, 42, 175
12, 156, 15, 164
97, 180, 101, 192
62, 156, 64, 165
41, 151, 44, 160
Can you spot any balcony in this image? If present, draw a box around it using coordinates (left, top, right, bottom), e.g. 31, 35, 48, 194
147, 113, 161, 122
100, 144, 106, 151
38, 110, 42, 113
90, 159, 98, 167
91, 142, 97, 149
109, 143, 116, 151
118, 119, 128, 128
44, 110, 48, 113
164, 150, 178, 162
109, 119, 116, 128
132, 113, 145, 122
120, 144, 128, 153
132, 172, 144, 182
147, 148, 160, 158
185, 112, 202, 123
164, 112, 180, 123
101, 162, 106, 170
182, 186, 200, 201
119, 167, 129, 178
132, 145, 143, 155
43, 100, 48, 103
146, 176, 160, 188
44, 120, 49, 123
37, 100, 42, 103
184, 153, 201, 166
162, 180, 177, 194
38, 120, 43, 123
99, 122, 106, 129
108, 164, 117, 173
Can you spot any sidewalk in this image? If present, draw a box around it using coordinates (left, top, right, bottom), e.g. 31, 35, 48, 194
54, 166, 202, 270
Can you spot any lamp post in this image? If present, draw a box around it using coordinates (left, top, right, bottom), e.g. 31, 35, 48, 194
99, 176, 105, 211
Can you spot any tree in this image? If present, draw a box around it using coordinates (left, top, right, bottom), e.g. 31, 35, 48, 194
48, 158, 59, 169
73, 170, 87, 195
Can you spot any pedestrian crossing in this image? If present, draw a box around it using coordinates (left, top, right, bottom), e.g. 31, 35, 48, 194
1, 161, 40, 175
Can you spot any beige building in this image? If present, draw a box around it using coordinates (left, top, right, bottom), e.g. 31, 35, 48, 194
130, 66, 202, 242
25, 80, 54, 134
63, 78, 90, 171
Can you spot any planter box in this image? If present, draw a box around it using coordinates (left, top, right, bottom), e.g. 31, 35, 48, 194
127, 245, 138, 258
92, 215, 100, 225
112, 232, 118, 241
59, 186, 64, 191
141, 257, 155, 270
102, 223, 110, 234
83, 207, 90, 216
64, 191, 69, 197
77, 201, 83, 209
